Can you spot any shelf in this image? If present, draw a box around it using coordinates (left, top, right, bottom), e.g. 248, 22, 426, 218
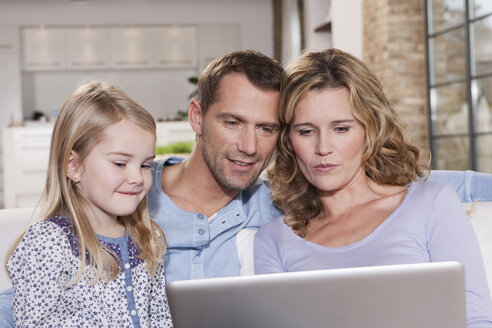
314, 21, 332, 33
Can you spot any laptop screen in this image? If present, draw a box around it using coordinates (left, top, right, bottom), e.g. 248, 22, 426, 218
166, 261, 465, 328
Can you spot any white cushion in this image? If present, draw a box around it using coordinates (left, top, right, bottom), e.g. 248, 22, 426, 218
0, 207, 36, 291
236, 228, 258, 276
466, 202, 492, 296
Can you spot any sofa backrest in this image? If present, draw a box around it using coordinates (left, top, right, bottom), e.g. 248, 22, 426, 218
0, 207, 36, 291
1, 203, 491, 295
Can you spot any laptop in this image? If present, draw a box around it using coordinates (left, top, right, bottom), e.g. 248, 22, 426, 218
165, 261, 466, 328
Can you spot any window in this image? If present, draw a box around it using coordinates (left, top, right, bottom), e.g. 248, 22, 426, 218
425, 0, 492, 172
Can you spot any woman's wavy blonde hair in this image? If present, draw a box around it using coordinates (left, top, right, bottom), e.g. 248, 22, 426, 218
269, 48, 429, 237
7, 81, 166, 285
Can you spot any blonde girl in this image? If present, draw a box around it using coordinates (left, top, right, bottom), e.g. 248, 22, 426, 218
7, 81, 172, 327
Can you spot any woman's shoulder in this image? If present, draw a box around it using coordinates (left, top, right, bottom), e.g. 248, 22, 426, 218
403, 181, 463, 212
408, 181, 458, 199
256, 215, 292, 240
258, 215, 285, 230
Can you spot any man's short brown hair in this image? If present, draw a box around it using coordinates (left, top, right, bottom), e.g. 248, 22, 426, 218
197, 50, 283, 114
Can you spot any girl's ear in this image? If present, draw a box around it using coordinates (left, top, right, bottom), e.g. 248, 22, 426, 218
188, 99, 203, 137
66, 151, 82, 183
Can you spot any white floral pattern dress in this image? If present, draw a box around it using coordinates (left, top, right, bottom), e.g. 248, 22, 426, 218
7, 216, 173, 328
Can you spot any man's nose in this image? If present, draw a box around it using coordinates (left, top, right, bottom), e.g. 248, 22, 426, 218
237, 127, 258, 156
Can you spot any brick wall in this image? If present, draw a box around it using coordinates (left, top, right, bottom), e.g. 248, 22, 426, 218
362, 0, 430, 160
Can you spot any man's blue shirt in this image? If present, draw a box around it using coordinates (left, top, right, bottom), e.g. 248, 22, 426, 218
147, 158, 281, 283
424, 170, 492, 203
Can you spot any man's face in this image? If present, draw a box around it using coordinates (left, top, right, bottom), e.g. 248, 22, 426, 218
200, 73, 280, 191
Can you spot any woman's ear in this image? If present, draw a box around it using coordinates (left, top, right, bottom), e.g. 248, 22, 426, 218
188, 99, 203, 137
66, 151, 82, 183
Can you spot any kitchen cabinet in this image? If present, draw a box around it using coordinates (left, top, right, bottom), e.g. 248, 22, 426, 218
65, 27, 110, 69
0, 28, 18, 55
22, 27, 66, 71
154, 26, 197, 68
20, 24, 220, 72
3, 125, 52, 208
109, 26, 154, 69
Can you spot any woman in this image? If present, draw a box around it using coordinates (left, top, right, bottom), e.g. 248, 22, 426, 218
254, 48, 492, 326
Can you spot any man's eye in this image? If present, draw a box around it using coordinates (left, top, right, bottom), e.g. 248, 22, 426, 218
259, 126, 274, 135
225, 120, 239, 127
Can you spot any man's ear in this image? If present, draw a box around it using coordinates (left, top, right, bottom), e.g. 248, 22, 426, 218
188, 99, 203, 136
66, 151, 82, 183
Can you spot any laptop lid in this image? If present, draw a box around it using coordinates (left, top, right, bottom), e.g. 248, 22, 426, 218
166, 261, 466, 328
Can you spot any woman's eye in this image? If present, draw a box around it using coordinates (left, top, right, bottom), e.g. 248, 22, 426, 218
299, 129, 314, 136
141, 163, 152, 169
114, 162, 126, 167
335, 126, 349, 133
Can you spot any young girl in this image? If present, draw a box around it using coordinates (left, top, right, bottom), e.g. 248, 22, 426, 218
7, 81, 173, 327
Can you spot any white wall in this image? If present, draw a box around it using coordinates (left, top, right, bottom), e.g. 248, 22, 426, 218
303, 0, 332, 52
0, 0, 273, 121
331, 0, 363, 59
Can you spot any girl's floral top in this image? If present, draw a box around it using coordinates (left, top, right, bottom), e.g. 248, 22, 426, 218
7, 216, 173, 328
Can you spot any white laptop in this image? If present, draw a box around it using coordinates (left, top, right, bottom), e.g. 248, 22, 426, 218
165, 261, 466, 328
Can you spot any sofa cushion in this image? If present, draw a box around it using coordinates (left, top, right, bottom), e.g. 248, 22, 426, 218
466, 202, 492, 296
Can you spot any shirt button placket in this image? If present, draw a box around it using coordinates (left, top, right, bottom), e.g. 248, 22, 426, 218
192, 213, 207, 279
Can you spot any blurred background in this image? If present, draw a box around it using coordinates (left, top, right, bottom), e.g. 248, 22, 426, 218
0, 0, 490, 208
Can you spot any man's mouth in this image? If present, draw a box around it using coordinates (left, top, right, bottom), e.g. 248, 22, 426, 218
232, 160, 253, 166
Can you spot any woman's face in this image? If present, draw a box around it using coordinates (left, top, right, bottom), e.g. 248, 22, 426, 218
288, 87, 366, 194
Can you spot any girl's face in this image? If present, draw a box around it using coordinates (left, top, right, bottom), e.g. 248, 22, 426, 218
73, 119, 155, 222
288, 87, 366, 194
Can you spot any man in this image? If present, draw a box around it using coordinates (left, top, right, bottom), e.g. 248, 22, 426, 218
1, 50, 491, 325
147, 50, 283, 283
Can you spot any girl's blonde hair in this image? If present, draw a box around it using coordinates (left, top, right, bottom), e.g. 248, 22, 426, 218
269, 48, 429, 237
8, 81, 165, 284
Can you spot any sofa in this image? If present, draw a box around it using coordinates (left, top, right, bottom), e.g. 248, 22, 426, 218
1, 203, 491, 295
